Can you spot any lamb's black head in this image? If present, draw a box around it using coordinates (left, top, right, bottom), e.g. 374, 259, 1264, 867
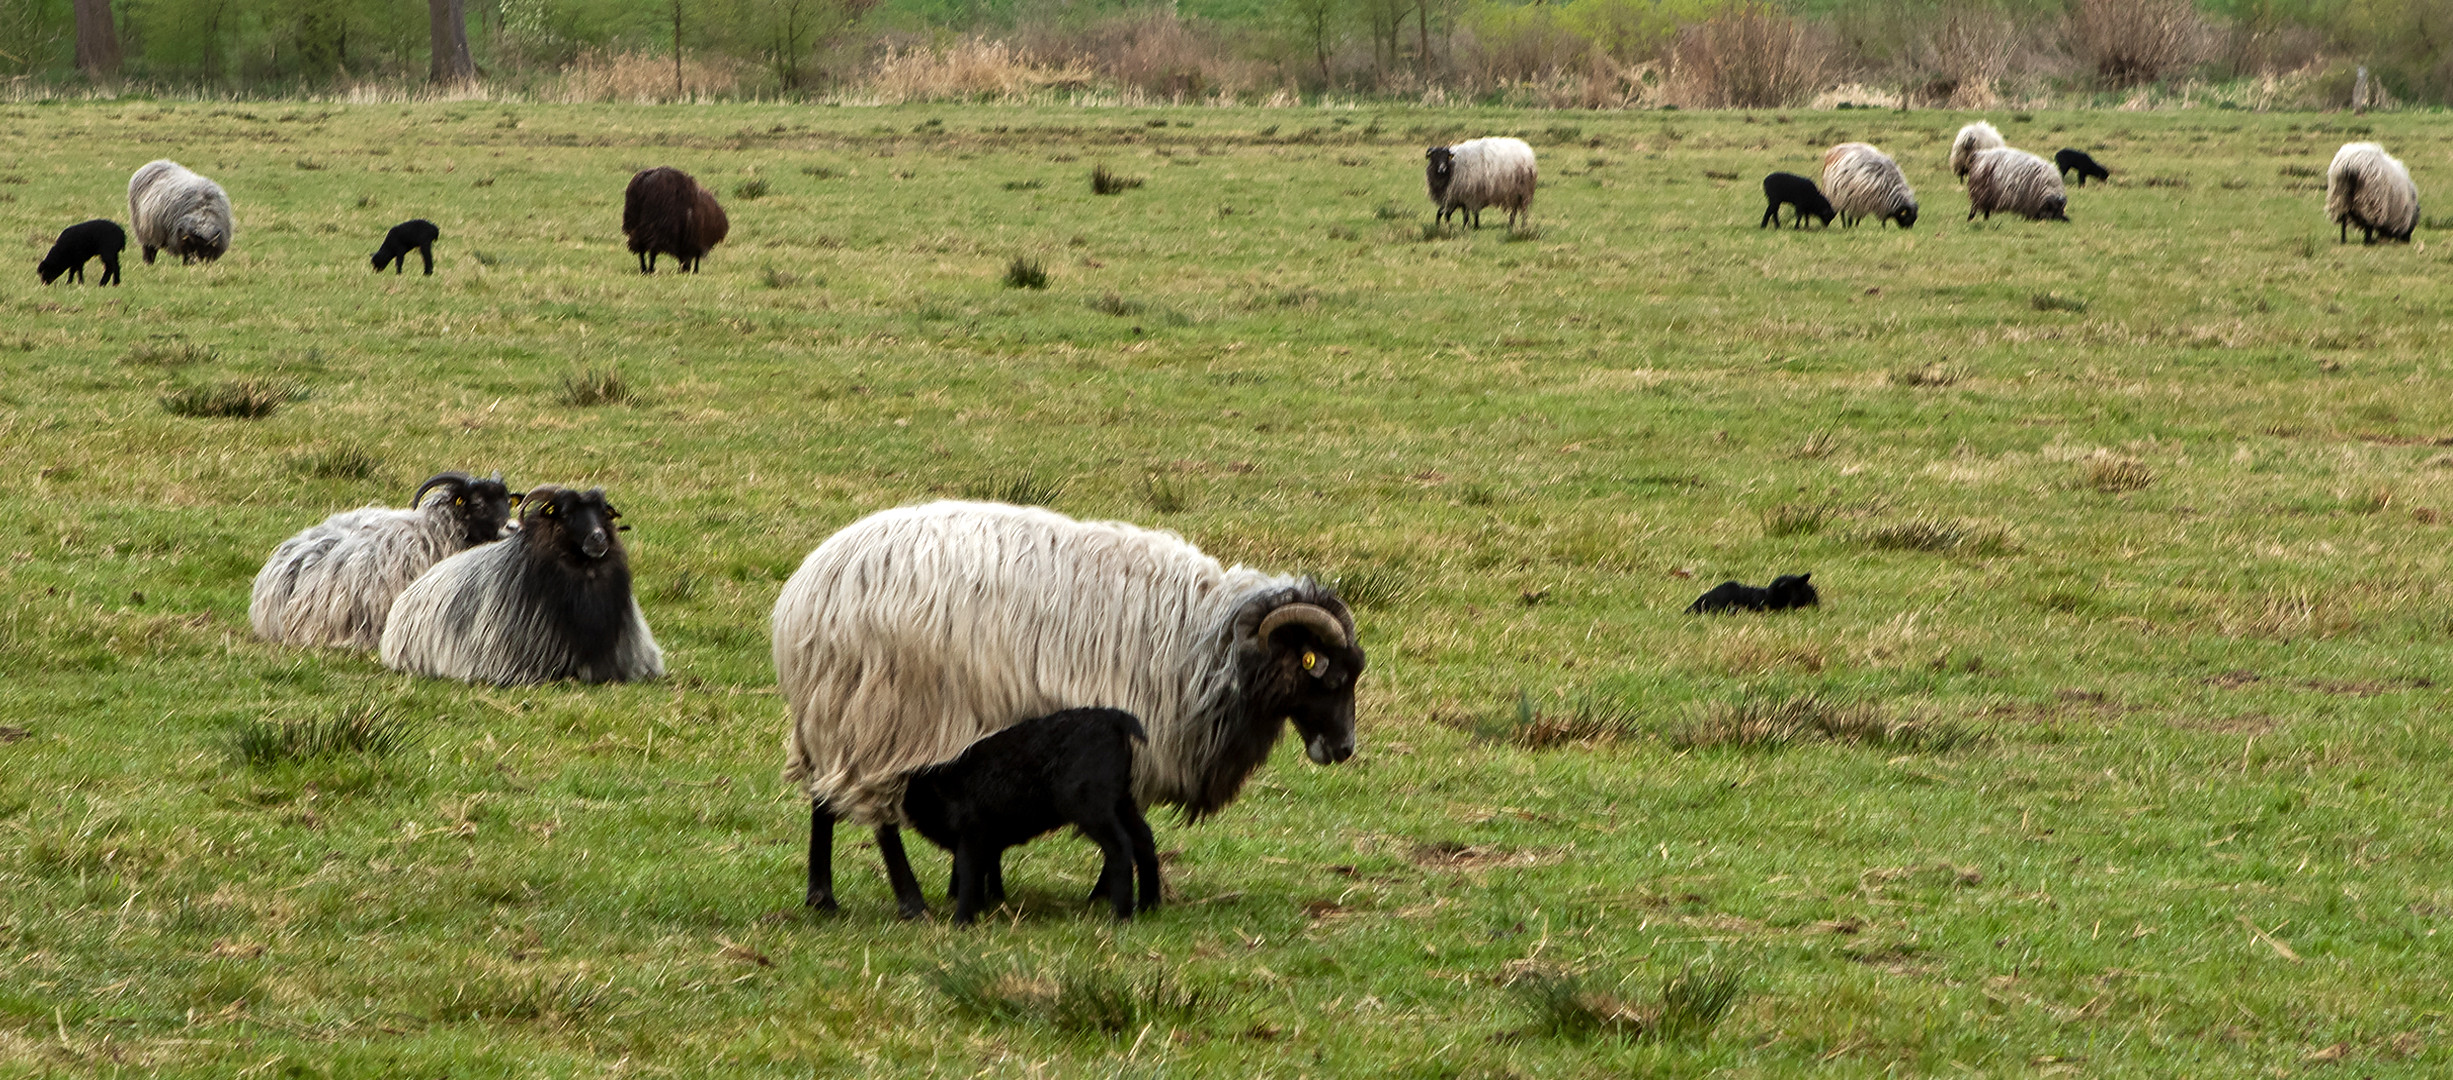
518, 485, 627, 564
1767, 573, 1819, 610
36, 258, 65, 285
414, 471, 519, 545
1425, 146, 1456, 200
1235, 586, 1367, 767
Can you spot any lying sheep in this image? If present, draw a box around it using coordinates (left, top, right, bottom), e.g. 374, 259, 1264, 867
1966, 147, 2068, 222
128, 160, 232, 265
1760, 172, 1835, 229
622, 167, 729, 273
1425, 137, 1538, 229
1950, 121, 2004, 180
1688, 573, 1819, 614
901, 707, 1162, 924
372, 219, 440, 275
251, 472, 518, 650
1822, 143, 1919, 228
2327, 142, 2419, 244
37, 219, 124, 286
2055, 148, 2110, 187
380, 485, 664, 684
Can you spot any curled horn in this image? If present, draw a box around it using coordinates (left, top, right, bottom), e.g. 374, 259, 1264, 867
412, 471, 473, 507
1256, 602, 1348, 649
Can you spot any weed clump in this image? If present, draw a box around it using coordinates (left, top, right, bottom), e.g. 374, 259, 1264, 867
1003, 256, 1048, 290
1089, 165, 1143, 195
1089, 292, 1144, 317
2083, 454, 2154, 493
1761, 503, 1829, 537
1857, 517, 2013, 555
963, 472, 1064, 507
1673, 694, 1978, 752
122, 340, 217, 368
236, 704, 409, 766
2030, 291, 2088, 313
1141, 472, 1188, 513
1886, 363, 1963, 388
732, 177, 770, 200
557, 367, 633, 407
1483, 689, 1642, 749
287, 444, 380, 481
932, 959, 1202, 1036
1323, 564, 1412, 610
161, 380, 302, 419
1509, 963, 1744, 1041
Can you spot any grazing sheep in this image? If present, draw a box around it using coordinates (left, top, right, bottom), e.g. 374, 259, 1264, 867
2327, 142, 2419, 244
775, 500, 1365, 915
1760, 172, 1835, 229
371, 219, 440, 275
1966, 147, 2069, 222
901, 707, 1162, 924
1425, 137, 1538, 229
128, 160, 232, 265
379, 485, 663, 685
1688, 573, 1819, 614
250, 472, 518, 650
2054, 148, 2110, 187
622, 167, 729, 273
1821, 143, 1919, 229
1950, 121, 2004, 180
37, 219, 124, 286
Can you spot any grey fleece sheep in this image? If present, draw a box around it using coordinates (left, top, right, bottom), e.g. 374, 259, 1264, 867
1821, 143, 1918, 228
250, 472, 518, 650
379, 485, 663, 685
1965, 147, 2068, 221
1425, 137, 1538, 229
128, 160, 232, 265
2327, 142, 2419, 244
1950, 121, 2004, 180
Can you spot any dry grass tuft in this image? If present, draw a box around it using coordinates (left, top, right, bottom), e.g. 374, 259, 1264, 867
2083, 453, 2155, 493
1887, 363, 1963, 388
161, 380, 303, 420
1674, 694, 1979, 752
933, 958, 1202, 1036
1857, 517, 2013, 555
557, 367, 633, 407
1090, 165, 1145, 195
1480, 690, 1642, 749
1509, 963, 1744, 1041
1761, 502, 1829, 537
862, 39, 1095, 104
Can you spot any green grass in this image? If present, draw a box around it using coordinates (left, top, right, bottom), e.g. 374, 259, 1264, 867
4, 100, 2453, 1076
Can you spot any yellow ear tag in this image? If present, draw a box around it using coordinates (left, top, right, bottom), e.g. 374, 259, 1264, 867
1302, 651, 1318, 672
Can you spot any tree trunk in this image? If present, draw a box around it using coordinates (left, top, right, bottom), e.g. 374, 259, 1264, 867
74, 0, 122, 81
428, 0, 476, 84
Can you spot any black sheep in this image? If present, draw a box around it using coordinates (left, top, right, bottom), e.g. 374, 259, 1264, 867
622, 167, 730, 274
898, 707, 1162, 925
371, 219, 440, 275
2054, 148, 2110, 187
1760, 172, 1836, 229
37, 220, 125, 286
1687, 573, 1819, 614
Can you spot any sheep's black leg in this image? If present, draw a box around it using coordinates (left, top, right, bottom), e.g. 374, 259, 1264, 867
804, 801, 838, 912
952, 842, 995, 925
418, 244, 433, 276
142, 245, 156, 265
877, 824, 928, 920
67, 264, 82, 284
1092, 822, 1137, 921
103, 255, 119, 285
1121, 801, 1161, 912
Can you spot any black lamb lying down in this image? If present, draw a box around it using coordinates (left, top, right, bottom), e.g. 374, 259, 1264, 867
1760, 172, 1836, 229
899, 707, 1162, 925
1687, 573, 1819, 614
2054, 148, 2110, 187
38, 220, 125, 286
372, 219, 440, 275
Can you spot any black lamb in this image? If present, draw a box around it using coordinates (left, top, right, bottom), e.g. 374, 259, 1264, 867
371, 219, 440, 275
1760, 172, 1836, 229
2054, 148, 2110, 187
1687, 573, 1820, 614
899, 707, 1162, 925
37, 220, 125, 286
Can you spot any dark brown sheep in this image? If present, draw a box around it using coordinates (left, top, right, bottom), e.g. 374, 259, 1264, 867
622, 167, 729, 274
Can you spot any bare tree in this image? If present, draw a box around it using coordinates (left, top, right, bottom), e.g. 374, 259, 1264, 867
1284, 0, 1342, 89
74, 0, 122, 81
430, 0, 477, 84
2068, 0, 2203, 89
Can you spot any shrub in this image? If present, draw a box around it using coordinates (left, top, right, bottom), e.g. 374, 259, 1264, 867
2070, 0, 2205, 88
1668, 2, 1827, 108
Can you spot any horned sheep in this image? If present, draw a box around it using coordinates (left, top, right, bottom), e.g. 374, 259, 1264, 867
1425, 137, 1538, 229
1965, 146, 2069, 222
2326, 142, 2419, 244
379, 485, 663, 685
1950, 121, 2005, 180
622, 167, 729, 273
128, 160, 232, 265
774, 500, 1366, 916
1822, 143, 1919, 229
249, 472, 517, 650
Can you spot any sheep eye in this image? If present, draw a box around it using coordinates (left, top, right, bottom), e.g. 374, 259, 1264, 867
1301, 651, 1317, 673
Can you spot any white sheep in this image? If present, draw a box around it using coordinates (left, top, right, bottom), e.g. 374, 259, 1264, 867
1821, 143, 1919, 228
1965, 146, 2068, 221
128, 160, 232, 265
380, 486, 663, 685
2327, 142, 2419, 244
1425, 137, 1538, 229
772, 499, 1365, 914
250, 472, 517, 650
1950, 121, 2004, 180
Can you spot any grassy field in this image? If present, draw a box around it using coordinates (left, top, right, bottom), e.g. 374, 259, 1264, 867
4, 98, 2452, 1077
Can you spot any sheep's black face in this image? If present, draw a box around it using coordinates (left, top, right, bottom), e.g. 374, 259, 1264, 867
1425, 147, 1455, 201
522, 487, 625, 564
1891, 204, 1919, 229
450, 478, 518, 545
1250, 606, 1366, 767
2041, 196, 2069, 222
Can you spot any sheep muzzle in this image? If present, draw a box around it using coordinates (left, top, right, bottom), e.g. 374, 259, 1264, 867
580, 530, 610, 559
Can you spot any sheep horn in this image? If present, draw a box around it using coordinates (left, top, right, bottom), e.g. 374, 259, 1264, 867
1257, 603, 1347, 649
413, 471, 472, 506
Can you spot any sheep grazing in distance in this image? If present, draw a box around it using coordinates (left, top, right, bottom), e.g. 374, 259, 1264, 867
1966, 147, 2069, 222
128, 160, 232, 265
1760, 172, 1835, 229
2055, 148, 2110, 187
1688, 573, 1819, 614
622, 167, 729, 273
901, 707, 1162, 924
1425, 137, 1538, 229
1950, 121, 2005, 180
2327, 142, 2419, 244
38, 220, 125, 286
250, 472, 518, 650
380, 485, 664, 685
1822, 143, 1919, 229
776, 500, 1365, 916
372, 219, 440, 275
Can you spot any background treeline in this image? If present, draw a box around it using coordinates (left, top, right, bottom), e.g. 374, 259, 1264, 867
1, 0, 2447, 107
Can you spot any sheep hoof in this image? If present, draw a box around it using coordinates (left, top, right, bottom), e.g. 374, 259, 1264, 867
803, 892, 838, 913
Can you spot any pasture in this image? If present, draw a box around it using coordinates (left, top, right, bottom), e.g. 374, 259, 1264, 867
3, 99, 2451, 1077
